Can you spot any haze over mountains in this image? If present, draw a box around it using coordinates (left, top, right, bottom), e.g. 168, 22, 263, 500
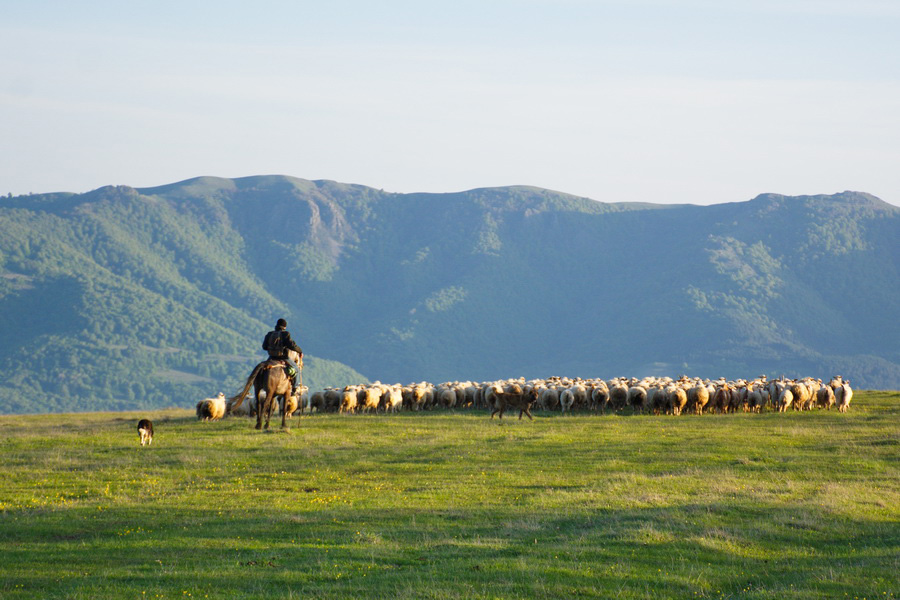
1, 175, 897, 414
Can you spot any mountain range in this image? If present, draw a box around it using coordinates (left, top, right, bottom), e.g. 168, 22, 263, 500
1, 175, 897, 414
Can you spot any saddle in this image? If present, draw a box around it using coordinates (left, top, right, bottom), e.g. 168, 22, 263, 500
263, 359, 295, 378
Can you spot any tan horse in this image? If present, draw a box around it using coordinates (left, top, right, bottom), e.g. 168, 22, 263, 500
228, 356, 297, 430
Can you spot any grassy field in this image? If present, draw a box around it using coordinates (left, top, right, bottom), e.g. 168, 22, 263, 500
1, 392, 898, 599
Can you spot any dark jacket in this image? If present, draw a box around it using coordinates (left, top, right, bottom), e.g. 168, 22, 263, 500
262, 328, 303, 360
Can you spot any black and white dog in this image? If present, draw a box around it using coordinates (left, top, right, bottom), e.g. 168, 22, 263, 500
137, 419, 154, 446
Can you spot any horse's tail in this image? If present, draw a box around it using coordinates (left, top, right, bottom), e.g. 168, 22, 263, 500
227, 362, 267, 413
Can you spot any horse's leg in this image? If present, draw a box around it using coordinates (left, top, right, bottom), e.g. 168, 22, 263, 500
255, 389, 263, 429
281, 383, 291, 429
265, 385, 277, 429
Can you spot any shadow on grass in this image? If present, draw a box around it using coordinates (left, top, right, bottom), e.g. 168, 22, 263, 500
1, 500, 896, 599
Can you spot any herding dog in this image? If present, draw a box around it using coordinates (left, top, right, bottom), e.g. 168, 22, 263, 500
137, 419, 154, 446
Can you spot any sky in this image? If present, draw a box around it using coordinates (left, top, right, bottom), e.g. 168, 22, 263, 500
2, 0, 899, 206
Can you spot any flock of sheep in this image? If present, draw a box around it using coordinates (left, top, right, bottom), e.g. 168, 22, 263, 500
196, 374, 854, 422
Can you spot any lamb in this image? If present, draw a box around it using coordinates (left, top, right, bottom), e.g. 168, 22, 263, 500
197, 392, 227, 421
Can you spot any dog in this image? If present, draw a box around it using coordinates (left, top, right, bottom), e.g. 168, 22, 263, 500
137, 419, 154, 446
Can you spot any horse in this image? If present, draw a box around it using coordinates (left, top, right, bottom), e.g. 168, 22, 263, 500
228, 350, 301, 430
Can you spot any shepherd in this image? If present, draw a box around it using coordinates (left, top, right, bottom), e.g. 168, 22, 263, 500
263, 318, 303, 390
228, 318, 304, 429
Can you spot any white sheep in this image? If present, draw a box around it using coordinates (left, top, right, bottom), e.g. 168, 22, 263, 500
197, 392, 226, 421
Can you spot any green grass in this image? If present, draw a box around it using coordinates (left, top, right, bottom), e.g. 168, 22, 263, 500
1, 392, 898, 599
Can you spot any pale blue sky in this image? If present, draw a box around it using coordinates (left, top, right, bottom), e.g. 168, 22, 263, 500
2, 0, 898, 205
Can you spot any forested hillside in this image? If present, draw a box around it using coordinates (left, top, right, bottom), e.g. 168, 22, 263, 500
1, 176, 897, 413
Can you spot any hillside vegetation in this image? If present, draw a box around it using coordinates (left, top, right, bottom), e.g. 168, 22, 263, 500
0, 392, 897, 599
1, 176, 898, 414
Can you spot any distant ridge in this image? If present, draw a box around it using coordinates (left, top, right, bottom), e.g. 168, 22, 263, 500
1, 176, 897, 413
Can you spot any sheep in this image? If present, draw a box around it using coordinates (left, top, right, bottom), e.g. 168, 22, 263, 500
309, 390, 327, 413
323, 388, 343, 412
296, 372, 852, 420
778, 388, 794, 413
835, 381, 853, 413
294, 386, 310, 414
609, 383, 629, 412
340, 386, 359, 414
628, 386, 648, 414
687, 384, 710, 415
747, 387, 765, 413
360, 386, 383, 414
668, 386, 688, 416
590, 383, 609, 413
828, 375, 844, 391
197, 392, 227, 421
405, 384, 429, 411
381, 386, 404, 413
540, 387, 560, 411
711, 384, 730, 414
647, 386, 669, 415
570, 384, 588, 410
438, 386, 458, 409
816, 384, 835, 410
789, 382, 812, 411
559, 388, 576, 414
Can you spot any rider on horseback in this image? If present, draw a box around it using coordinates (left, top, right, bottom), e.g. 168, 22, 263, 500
263, 318, 303, 390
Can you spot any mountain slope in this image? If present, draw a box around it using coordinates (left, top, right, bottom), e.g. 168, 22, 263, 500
1, 177, 897, 413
